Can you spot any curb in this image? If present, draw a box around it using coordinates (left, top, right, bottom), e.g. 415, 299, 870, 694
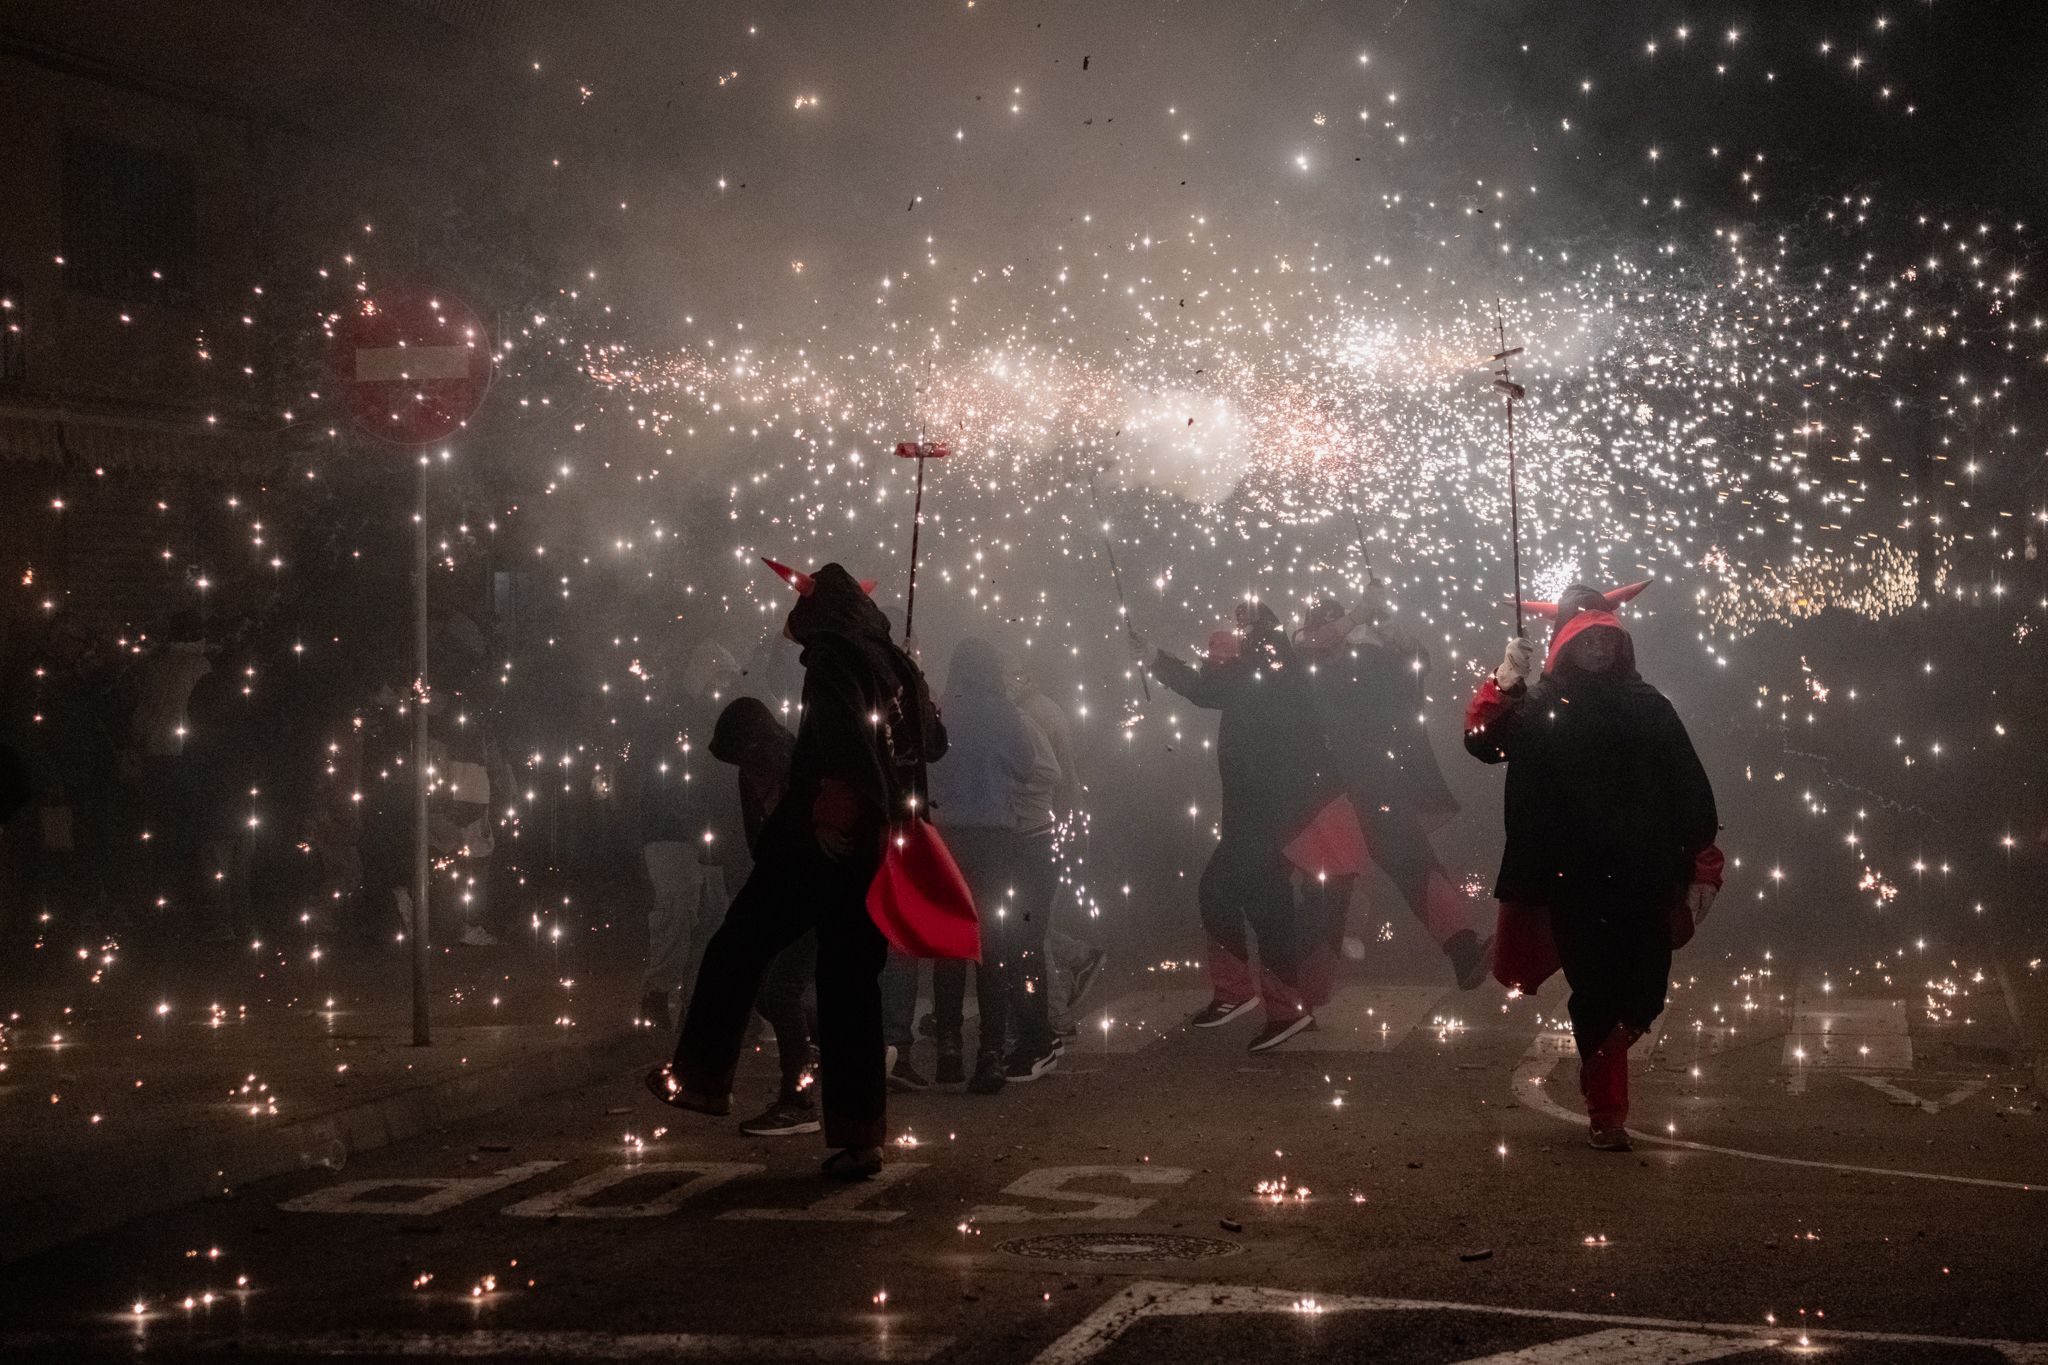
4, 1027, 659, 1264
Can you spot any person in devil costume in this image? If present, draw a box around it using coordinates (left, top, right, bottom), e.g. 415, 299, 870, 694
1464, 582, 1722, 1150
1291, 587, 1489, 995
648, 560, 945, 1179
1131, 599, 1338, 1051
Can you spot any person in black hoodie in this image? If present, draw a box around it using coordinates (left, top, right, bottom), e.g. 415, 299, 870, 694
1131, 599, 1336, 1052
650, 562, 945, 1179
706, 697, 820, 1138
1464, 583, 1721, 1150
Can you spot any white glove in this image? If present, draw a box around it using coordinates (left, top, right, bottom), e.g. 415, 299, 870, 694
1126, 627, 1152, 665
1686, 881, 1718, 925
1494, 635, 1537, 690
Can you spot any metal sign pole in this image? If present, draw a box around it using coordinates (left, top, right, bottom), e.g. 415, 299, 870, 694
410, 453, 432, 1047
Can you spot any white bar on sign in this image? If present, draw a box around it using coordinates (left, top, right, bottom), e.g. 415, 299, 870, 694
356, 344, 473, 382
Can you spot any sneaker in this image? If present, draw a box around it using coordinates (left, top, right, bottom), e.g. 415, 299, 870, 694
459, 925, 499, 947
1247, 1013, 1318, 1053
1445, 929, 1494, 992
1190, 997, 1261, 1029
1588, 1126, 1633, 1152
967, 1051, 1007, 1095
637, 990, 672, 1032
739, 1097, 822, 1137
1004, 1044, 1061, 1083
885, 1045, 930, 1092
1066, 947, 1108, 1011
934, 1034, 966, 1086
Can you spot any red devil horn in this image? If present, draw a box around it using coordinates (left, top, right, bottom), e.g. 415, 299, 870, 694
1521, 599, 1560, 620
1601, 579, 1651, 609
762, 557, 815, 596
857, 579, 878, 595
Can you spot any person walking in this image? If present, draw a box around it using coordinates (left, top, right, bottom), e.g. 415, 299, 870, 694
927, 638, 1045, 1093
1292, 590, 1489, 994
704, 696, 821, 1138
1464, 582, 1722, 1150
649, 562, 945, 1180
1131, 599, 1337, 1052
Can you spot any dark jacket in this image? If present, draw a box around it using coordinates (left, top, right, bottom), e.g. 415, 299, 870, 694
785, 564, 947, 826
1150, 603, 1336, 846
1303, 629, 1458, 827
1464, 618, 1718, 906
709, 697, 796, 853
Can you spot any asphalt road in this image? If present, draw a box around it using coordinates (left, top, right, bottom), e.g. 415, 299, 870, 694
4, 928, 2044, 1365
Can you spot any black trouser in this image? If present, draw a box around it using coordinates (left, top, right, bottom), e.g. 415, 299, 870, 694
1549, 895, 1672, 1057
756, 932, 818, 1102
1198, 832, 1305, 1015
675, 806, 887, 1149
932, 826, 1057, 1058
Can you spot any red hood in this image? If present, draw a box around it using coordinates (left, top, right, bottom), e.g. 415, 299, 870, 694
1545, 610, 1635, 674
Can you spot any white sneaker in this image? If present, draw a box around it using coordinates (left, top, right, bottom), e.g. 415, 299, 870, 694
459, 925, 499, 947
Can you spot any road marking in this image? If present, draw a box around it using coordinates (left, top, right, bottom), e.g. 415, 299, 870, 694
720, 1162, 927, 1223
1512, 1034, 2043, 1192
1847, 1074, 1989, 1114
1784, 989, 1912, 1072
1094, 985, 1211, 1052
5, 1329, 951, 1360
1031, 1281, 2048, 1365
503, 1162, 761, 1219
967, 1165, 1193, 1223
1297, 983, 1446, 1053
1096, 982, 1446, 1054
1449, 1327, 1759, 1364
278, 1161, 563, 1215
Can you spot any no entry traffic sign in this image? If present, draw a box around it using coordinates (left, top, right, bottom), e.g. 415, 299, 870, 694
331, 286, 493, 445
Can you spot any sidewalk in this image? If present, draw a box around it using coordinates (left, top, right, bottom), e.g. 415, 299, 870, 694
0, 919, 663, 1262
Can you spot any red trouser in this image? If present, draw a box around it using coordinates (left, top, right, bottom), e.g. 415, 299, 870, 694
1578, 1024, 1641, 1129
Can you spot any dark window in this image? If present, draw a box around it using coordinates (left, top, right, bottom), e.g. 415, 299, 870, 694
60, 133, 198, 302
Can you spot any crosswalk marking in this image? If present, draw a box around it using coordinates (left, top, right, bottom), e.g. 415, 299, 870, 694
1033, 1281, 2048, 1365
1847, 1074, 1989, 1114
1784, 989, 1912, 1072
1093, 982, 1449, 1054
1297, 984, 1447, 1053
1093, 984, 1211, 1052
1448, 1327, 1759, 1364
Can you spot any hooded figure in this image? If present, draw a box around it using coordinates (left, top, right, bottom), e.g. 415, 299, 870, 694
1293, 591, 1487, 994
654, 563, 945, 1180
1464, 583, 1722, 1150
1132, 599, 1337, 1051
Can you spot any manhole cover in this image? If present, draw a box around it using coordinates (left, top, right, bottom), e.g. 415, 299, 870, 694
996, 1233, 1244, 1263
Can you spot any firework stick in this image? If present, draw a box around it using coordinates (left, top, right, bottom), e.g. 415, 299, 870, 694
1088, 465, 1150, 701
1492, 301, 1528, 638
894, 440, 949, 641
